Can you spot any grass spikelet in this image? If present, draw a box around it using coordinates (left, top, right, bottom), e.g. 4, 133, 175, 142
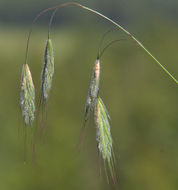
95, 97, 115, 182
41, 39, 54, 103
84, 59, 100, 122
78, 59, 101, 150
20, 64, 35, 126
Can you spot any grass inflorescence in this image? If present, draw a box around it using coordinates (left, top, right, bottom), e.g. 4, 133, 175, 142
20, 2, 178, 189
84, 59, 100, 122
20, 64, 35, 126
95, 97, 116, 181
41, 39, 54, 103
83, 51, 117, 184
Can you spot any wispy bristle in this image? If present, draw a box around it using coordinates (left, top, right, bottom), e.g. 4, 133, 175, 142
84, 59, 100, 122
20, 64, 35, 126
41, 39, 54, 103
95, 97, 115, 179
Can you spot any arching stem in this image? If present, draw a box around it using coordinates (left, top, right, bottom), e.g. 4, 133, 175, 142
25, 2, 78, 64
48, 8, 58, 39
99, 39, 127, 59
97, 27, 119, 59
79, 4, 178, 84
25, 2, 178, 84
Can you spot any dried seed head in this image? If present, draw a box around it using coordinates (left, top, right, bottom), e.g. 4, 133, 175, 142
84, 59, 100, 121
41, 39, 54, 102
20, 64, 35, 126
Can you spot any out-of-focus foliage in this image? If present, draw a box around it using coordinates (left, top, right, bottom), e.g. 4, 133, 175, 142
0, 1, 178, 189
1, 0, 178, 25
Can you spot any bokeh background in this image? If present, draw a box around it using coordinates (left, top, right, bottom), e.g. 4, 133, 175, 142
0, 0, 178, 189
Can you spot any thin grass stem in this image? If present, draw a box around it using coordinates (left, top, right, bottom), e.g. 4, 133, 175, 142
48, 8, 58, 39
99, 39, 127, 58
25, 2, 178, 84
79, 4, 178, 84
97, 27, 119, 58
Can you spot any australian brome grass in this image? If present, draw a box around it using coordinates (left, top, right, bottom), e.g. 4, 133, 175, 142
21, 2, 178, 187
41, 39, 54, 103
20, 64, 35, 126
84, 59, 100, 123
95, 97, 115, 181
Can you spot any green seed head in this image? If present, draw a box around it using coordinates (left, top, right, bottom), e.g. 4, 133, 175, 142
95, 97, 112, 160
95, 97, 116, 180
20, 64, 35, 126
41, 39, 54, 102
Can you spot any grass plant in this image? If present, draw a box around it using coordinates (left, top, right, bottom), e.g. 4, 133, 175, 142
19, 2, 178, 189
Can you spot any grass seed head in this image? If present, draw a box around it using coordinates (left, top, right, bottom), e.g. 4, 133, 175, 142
41, 39, 54, 103
20, 64, 35, 126
95, 97, 112, 160
95, 97, 115, 179
84, 59, 100, 121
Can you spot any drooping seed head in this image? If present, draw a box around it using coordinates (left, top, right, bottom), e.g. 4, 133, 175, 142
84, 59, 100, 121
20, 64, 35, 126
95, 97, 112, 160
41, 39, 54, 103
95, 97, 115, 180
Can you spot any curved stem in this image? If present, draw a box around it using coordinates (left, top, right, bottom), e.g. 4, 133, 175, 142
99, 39, 127, 59
25, 2, 78, 64
48, 8, 58, 39
25, 2, 178, 85
79, 4, 178, 85
97, 27, 119, 58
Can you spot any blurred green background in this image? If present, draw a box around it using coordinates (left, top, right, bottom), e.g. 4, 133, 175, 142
0, 0, 178, 189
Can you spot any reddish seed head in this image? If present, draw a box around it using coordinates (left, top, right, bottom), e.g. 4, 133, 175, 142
21, 64, 34, 91
25, 64, 34, 88
94, 59, 100, 81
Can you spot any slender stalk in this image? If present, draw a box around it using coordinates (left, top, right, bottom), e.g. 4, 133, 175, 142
97, 27, 118, 58
25, 2, 78, 64
48, 8, 58, 39
25, 2, 178, 84
79, 4, 178, 84
99, 39, 127, 59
